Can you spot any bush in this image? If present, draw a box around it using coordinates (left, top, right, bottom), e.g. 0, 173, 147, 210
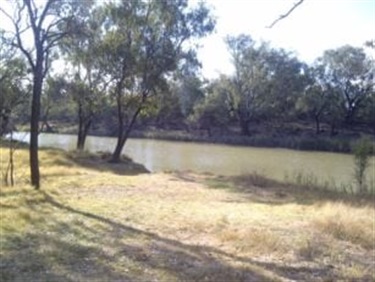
352, 137, 373, 193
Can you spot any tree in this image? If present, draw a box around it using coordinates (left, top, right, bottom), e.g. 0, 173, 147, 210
189, 76, 232, 135
100, 0, 215, 162
263, 48, 308, 123
225, 35, 306, 135
318, 46, 374, 127
358, 91, 375, 134
225, 35, 264, 135
0, 45, 29, 136
174, 74, 206, 119
297, 65, 337, 134
68, 74, 107, 150
353, 137, 373, 193
59, 4, 105, 150
1, 0, 92, 188
40, 76, 69, 133
144, 88, 185, 130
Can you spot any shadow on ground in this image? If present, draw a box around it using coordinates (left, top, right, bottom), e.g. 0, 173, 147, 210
0, 191, 343, 282
64, 150, 150, 176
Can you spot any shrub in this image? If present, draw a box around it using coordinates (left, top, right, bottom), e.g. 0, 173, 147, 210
352, 137, 373, 193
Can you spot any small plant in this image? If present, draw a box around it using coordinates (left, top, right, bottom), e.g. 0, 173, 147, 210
1, 132, 18, 186
352, 137, 373, 194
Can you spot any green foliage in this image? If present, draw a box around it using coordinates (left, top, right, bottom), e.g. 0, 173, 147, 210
41, 76, 75, 125
318, 46, 374, 126
224, 34, 309, 135
95, 0, 215, 161
189, 77, 231, 133
0, 54, 29, 136
353, 137, 373, 193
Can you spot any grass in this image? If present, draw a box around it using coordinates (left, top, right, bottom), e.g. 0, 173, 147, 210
0, 143, 374, 281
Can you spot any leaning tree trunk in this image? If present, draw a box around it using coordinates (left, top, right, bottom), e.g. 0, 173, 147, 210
77, 119, 92, 151
111, 102, 144, 163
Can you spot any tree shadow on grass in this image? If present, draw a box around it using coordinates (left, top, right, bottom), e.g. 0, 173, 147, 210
61, 150, 150, 176
0, 191, 341, 281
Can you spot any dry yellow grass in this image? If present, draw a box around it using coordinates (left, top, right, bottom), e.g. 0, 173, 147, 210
311, 202, 375, 249
1, 143, 374, 281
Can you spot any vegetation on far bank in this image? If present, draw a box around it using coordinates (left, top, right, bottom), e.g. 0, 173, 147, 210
22, 120, 372, 155
1, 145, 374, 281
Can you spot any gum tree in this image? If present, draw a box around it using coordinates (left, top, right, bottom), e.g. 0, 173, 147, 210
318, 46, 374, 126
100, 0, 215, 162
59, 4, 104, 150
226, 35, 306, 135
0, 0, 92, 188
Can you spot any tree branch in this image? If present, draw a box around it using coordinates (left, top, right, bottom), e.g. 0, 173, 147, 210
37, 0, 56, 31
24, 0, 38, 35
267, 0, 304, 28
0, 3, 36, 71
44, 31, 69, 50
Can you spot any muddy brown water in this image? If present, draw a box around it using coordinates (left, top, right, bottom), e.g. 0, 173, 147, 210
11, 132, 375, 189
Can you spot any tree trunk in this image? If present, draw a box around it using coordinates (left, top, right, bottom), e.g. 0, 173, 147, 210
77, 103, 83, 150
30, 63, 43, 189
111, 102, 144, 163
330, 122, 337, 136
315, 115, 320, 134
111, 95, 125, 163
76, 103, 93, 151
111, 134, 127, 163
239, 117, 250, 136
77, 119, 92, 151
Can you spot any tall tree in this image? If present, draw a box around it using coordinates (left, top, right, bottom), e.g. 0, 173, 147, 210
100, 0, 215, 162
296, 66, 330, 134
0, 51, 29, 136
59, 4, 104, 150
297, 65, 345, 135
225, 35, 265, 135
0, 0, 91, 188
318, 46, 374, 127
171, 75, 205, 119
226, 35, 306, 135
40, 76, 70, 133
189, 76, 232, 135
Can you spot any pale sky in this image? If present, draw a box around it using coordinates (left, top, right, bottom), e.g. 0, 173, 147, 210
198, 0, 375, 79
1, 0, 374, 80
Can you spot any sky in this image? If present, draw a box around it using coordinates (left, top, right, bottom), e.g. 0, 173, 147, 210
1, 0, 374, 80
197, 0, 375, 79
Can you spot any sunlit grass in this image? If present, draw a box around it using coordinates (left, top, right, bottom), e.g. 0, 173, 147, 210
311, 202, 375, 249
0, 143, 374, 281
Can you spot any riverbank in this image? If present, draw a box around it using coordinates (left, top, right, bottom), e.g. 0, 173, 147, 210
37, 121, 374, 154
1, 145, 374, 281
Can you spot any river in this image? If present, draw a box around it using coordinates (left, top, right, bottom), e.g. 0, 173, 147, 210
10, 132, 375, 189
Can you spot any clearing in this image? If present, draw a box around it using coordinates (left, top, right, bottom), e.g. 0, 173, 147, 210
0, 146, 374, 281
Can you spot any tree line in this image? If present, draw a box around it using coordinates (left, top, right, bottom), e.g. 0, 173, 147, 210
1, 0, 374, 188
1, 0, 214, 188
